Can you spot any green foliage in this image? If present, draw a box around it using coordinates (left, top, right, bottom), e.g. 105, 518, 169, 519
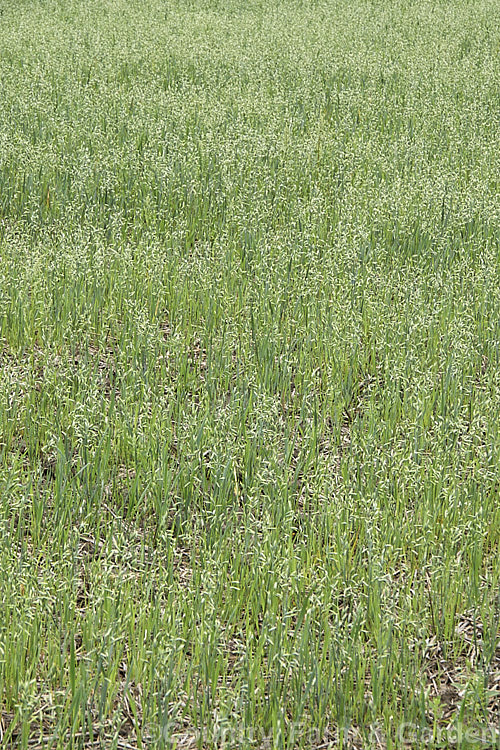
0, 0, 499, 746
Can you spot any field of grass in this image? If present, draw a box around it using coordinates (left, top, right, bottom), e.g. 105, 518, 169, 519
0, 0, 499, 747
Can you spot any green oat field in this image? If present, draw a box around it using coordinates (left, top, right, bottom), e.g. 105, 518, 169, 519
0, 0, 499, 747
